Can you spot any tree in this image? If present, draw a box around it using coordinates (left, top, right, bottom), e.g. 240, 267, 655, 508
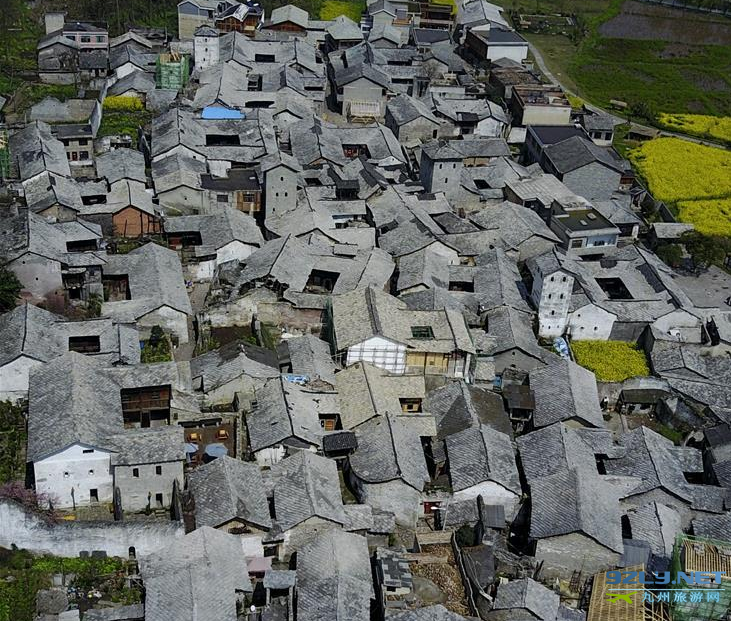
656, 243, 683, 268
629, 100, 656, 124
680, 231, 731, 269
0, 267, 21, 312
0, 0, 25, 64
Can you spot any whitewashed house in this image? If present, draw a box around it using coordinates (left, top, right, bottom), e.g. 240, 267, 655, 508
27, 354, 121, 507
27, 352, 189, 509
527, 252, 574, 338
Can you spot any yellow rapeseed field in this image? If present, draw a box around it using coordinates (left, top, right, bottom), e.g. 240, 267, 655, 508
629, 138, 731, 235
677, 199, 731, 237
629, 138, 731, 204
572, 341, 650, 382
103, 96, 143, 112
658, 113, 731, 144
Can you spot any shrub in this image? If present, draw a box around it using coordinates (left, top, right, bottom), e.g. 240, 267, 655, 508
141, 328, 172, 363
0, 482, 59, 521
0, 268, 21, 312
572, 340, 650, 382
656, 243, 683, 268
86, 293, 102, 318
103, 96, 143, 112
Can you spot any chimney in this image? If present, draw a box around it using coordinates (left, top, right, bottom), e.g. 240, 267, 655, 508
44, 11, 67, 35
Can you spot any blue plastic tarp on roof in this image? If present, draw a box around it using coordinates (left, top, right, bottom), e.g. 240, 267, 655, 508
204, 443, 228, 458
201, 106, 244, 120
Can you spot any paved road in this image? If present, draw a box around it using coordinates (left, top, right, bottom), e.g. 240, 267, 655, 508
527, 41, 729, 151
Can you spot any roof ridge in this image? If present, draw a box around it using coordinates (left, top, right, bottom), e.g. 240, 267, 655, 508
223, 457, 240, 520
20, 303, 29, 353
365, 287, 382, 336
385, 414, 403, 478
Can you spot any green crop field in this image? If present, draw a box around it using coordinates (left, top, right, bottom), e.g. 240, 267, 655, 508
501, 0, 731, 118
320, 0, 366, 21
570, 36, 731, 117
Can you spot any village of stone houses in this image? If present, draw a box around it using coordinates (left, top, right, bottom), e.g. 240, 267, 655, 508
3, 0, 731, 619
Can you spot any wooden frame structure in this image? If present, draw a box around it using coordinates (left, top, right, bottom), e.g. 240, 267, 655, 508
587, 565, 670, 621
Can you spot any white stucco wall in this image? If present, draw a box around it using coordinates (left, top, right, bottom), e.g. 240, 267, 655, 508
486, 43, 528, 63
9, 253, 63, 300
453, 481, 519, 520
0, 500, 184, 557
653, 309, 701, 336
254, 445, 286, 467
0, 356, 43, 402
534, 272, 573, 338
34, 444, 114, 508
346, 336, 406, 374
114, 461, 184, 512
194, 34, 220, 71
137, 306, 190, 345
265, 165, 298, 217
568, 303, 616, 340
158, 186, 204, 214
475, 117, 505, 138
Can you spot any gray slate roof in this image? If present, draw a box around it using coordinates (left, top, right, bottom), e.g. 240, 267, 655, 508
445, 424, 520, 494
108, 426, 185, 466
247, 377, 326, 452
296, 530, 373, 621
335, 362, 427, 429
271, 451, 348, 531
27, 352, 124, 461
544, 135, 627, 175
529, 468, 624, 553
191, 341, 279, 393
529, 359, 604, 429
517, 423, 607, 485
349, 414, 430, 491
102, 242, 193, 321
10, 121, 70, 181
284, 334, 337, 385
96, 148, 147, 185
140, 526, 252, 621
332, 286, 474, 354
425, 381, 511, 439
603, 426, 708, 507
164, 208, 264, 256
492, 578, 559, 621
188, 455, 272, 530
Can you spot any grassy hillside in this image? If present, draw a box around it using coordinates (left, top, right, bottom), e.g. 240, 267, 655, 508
502, 0, 731, 117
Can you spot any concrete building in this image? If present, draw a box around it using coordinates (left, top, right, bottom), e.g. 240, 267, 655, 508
511, 85, 572, 127
464, 26, 528, 64
548, 202, 620, 256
